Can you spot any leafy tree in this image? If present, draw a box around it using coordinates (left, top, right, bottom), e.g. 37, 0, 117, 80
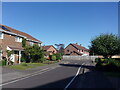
24, 44, 45, 63
89, 33, 120, 58
55, 44, 65, 55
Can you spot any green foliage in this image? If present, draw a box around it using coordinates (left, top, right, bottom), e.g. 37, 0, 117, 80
22, 39, 26, 48
6, 50, 13, 57
0, 60, 6, 66
21, 62, 28, 66
49, 55, 52, 60
89, 33, 120, 58
39, 58, 46, 63
95, 58, 120, 71
24, 44, 45, 63
9, 61, 14, 65
51, 55, 56, 61
53, 53, 61, 60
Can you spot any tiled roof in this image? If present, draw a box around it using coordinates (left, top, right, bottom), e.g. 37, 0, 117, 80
42, 45, 57, 51
70, 43, 89, 51
42, 45, 52, 50
8, 46, 24, 51
0, 24, 42, 43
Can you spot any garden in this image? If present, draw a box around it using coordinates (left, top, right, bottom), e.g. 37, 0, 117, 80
89, 33, 120, 77
0, 41, 62, 70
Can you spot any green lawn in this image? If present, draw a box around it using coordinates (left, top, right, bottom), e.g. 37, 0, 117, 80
104, 72, 120, 77
5, 60, 59, 70
6, 63, 47, 70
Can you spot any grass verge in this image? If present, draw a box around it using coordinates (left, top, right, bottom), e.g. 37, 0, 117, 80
5, 60, 59, 70
6, 63, 47, 70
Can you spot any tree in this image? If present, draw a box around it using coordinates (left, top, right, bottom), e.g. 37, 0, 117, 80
55, 44, 65, 55
89, 33, 120, 58
23, 44, 45, 63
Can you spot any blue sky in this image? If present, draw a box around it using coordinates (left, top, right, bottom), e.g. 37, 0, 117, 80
2, 2, 118, 48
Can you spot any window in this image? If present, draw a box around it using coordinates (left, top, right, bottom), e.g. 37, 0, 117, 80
15, 36, 22, 42
82, 50, 84, 52
38, 43, 41, 47
0, 32, 4, 39
67, 50, 69, 52
29, 42, 34, 46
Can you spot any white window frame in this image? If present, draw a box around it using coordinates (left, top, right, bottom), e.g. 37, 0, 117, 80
0, 32, 4, 39
15, 36, 22, 42
29, 41, 34, 46
38, 43, 41, 47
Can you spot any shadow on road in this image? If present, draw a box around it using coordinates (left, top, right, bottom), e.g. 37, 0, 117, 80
59, 63, 95, 71
25, 75, 82, 89
25, 63, 115, 89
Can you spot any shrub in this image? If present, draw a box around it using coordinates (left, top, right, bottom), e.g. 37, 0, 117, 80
51, 55, 56, 61
21, 62, 28, 66
95, 58, 101, 63
9, 61, 14, 65
39, 58, 46, 63
49, 55, 52, 60
54, 53, 61, 60
0, 60, 6, 66
95, 58, 120, 71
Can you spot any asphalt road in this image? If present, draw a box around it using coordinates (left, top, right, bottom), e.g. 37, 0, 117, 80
2, 60, 92, 89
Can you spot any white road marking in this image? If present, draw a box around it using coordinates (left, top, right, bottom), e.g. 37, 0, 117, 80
64, 63, 85, 90
0, 67, 57, 86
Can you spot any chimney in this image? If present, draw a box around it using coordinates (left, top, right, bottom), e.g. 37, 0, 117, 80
80, 44, 82, 46
76, 43, 78, 45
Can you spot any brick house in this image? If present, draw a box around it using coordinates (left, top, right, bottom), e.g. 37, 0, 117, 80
64, 43, 89, 56
42, 45, 57, 58
0, 24, 42, 64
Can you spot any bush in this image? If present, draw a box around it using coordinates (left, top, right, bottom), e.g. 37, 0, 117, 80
21, 62, 28, 66
39, 58, 46, 63
95, 58, 101, 63
51, 55, 56, 61
9, 61, 14, 65
0, 60, 6, 66
54, 53, 61, 60
95, 58, 120, 71
49, 55, 52, 60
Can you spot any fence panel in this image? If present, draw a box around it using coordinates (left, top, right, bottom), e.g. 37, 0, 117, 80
63, 55, 98, 61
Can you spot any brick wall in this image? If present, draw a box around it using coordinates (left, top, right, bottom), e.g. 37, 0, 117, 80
64, 44, 78, 55
1, 33, 22, 57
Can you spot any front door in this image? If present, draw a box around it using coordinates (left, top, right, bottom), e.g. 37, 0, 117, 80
14, 51, 19, 63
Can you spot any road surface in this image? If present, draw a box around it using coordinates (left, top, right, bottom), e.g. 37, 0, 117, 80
2, 60, 91, 89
